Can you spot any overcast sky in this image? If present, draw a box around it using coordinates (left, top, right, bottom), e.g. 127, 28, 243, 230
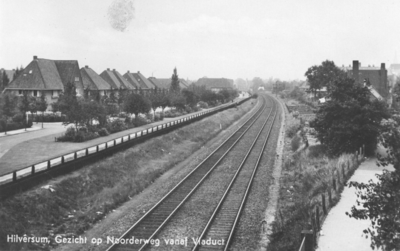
1, 0, 400, 81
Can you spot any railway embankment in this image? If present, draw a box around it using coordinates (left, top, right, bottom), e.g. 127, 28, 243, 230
265, 96, 364, 251
0, 98, 257, 251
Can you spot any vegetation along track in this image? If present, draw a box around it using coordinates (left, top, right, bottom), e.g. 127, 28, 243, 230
106, 94, 278, 251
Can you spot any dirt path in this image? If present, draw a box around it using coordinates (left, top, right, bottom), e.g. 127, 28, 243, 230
317, 147, 394, 251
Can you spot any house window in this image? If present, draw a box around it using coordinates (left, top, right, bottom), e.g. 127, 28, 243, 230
33, 90, 38, 97
52, 90, 59, 97
75, 77, 79, 82
18, 90, 23, 95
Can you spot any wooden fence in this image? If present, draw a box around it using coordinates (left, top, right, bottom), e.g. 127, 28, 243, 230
298, 145, 365, 251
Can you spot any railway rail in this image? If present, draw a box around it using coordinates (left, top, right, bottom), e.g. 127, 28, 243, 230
106, 94, 279, 251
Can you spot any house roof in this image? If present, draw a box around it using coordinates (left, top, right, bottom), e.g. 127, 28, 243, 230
129, 72, 155, 89
100, 69, 123, 89
113, 70, 135, 89
195, 78, 234, 89
147, 77, 164, 89
81, 66, 111, 90
5, 58, 64, 90
149, 78, 188, 89
123, 72, 141, 88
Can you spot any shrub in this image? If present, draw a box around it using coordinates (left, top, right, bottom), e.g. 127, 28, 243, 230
109, 119, 127, 133
307, 145, 327, 158
132, 116, 149, 127
64, 127, 76, 140
12, 114, 24, 123
198, 101, 208, 109
74, 131, 85, 142
98, 128, 110, 137
291, 135, 301, 151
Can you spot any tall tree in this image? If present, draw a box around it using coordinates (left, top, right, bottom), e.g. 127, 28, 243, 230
1, 71, 10, 92
305, 60, 347, 100
310, 76, 390, 156
170, 67, 180, 93
53, 82, 82, 129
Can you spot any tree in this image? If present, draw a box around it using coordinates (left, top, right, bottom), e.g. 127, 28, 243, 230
305, 60, 347, 100
18, 91, 32, 128
170, 67, 180, 93
53, 82, 81, 130
391, 78, 400, 111
1, 71, 10, 93
347, 115, 400, 250
36, 94, 48, 128
310, 76, 390, 156
182, 89, 199, 108
147, 89, 163, 119
1, 94, 16, 134
123, 93, 151, 121
168, 92, 186, 111
251, 77, 264, 93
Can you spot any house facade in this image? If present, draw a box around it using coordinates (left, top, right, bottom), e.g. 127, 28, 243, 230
2, 56, 84, 110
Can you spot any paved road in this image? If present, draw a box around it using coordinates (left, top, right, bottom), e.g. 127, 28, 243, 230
0, 123, 68, 159
317, 147, 394, 251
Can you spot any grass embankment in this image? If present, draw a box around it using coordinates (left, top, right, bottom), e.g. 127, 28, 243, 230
267, 113, 360, 251
0, 99, 255, 251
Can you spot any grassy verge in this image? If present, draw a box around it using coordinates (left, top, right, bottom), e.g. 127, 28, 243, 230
267, 125, 361, 250
0, 99, 256, 251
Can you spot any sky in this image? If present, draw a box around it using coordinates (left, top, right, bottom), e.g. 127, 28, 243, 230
1, 0, 400, 81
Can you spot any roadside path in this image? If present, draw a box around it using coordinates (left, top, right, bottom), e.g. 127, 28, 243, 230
317, 147, 394, 251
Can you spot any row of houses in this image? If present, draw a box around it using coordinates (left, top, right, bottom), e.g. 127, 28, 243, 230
2, 56, 235, 110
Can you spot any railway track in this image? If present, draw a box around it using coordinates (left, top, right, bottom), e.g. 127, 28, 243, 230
106, 94, 278, 251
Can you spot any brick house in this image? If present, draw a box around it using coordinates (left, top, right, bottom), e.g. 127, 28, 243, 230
342, 60, 389, 99
124, 71, 156, 94
2, 56, 84, 110
148, 77, 188, 90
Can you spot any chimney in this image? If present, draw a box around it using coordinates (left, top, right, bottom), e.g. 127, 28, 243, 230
353, 60, 360, 83
107, 68, 110, 71
113, 69, 116, 72
138, 71, 140, 74
33, 55, 38, 60
127, 70, 130, 73
381, 63, 385, 69
85, 65, 89, 69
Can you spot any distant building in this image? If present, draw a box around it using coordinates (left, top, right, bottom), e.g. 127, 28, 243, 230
2, 56, 84, 110
148, 77, 189, 90
195, 78, 234, 92
342, 60, 389, 99
80, 66, 112, 97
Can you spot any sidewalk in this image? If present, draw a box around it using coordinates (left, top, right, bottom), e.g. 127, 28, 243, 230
0, 123, 44, 137
317, 147, 394, 251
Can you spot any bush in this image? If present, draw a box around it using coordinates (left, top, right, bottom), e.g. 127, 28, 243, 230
307, 144, 327, 158
291, 135, 301, 151
33, 113, 66, 122
109, 119, 127, 133
198, 101, 208, 109
98, 128, 110, 137
132, 116, 149, 127
64, 127, 76, 140
12, 114, 24, 123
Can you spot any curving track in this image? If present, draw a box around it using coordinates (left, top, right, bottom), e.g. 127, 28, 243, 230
106, 94, 279, 251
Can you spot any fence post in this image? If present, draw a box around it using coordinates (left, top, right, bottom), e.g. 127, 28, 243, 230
316, 207, 320, 231
61, 156, 65, 164
322, 194, 327, 215
13, 171, 17, 181
47, 160, 51, 169
86, 148, 89, 156
342, 165, 345, 180
32, 166, 35, 175
301, 230, 314, 251
332, 176, 336, 191
74, 152, 77, 160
